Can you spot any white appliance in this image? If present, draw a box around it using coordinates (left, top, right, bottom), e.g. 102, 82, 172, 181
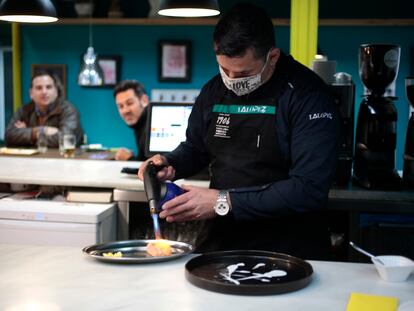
0, 200, 117, 247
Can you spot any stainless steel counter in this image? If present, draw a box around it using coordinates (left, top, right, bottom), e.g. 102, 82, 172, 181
0, 156, 142, 190
1, 156, 413, 247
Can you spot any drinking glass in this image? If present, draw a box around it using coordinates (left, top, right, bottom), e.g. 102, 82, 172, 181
62, 134, 76, 158
37, 127, 48, 153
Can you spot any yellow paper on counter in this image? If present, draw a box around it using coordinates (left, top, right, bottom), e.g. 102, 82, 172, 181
0, 147, 38, 155
346, 292, 398, 311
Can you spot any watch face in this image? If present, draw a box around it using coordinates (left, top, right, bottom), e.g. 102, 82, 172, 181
215, 202, 229, 216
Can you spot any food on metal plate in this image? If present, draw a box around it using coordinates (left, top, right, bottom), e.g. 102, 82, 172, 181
146, 241, 172, 257
102, 251, 123, 257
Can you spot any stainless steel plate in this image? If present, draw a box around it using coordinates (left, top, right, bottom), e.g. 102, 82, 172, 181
83, 239, 194, 263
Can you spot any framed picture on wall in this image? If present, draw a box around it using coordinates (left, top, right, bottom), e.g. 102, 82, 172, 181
98, 55, 122, 87
31, 64, 67, 96
158, 40, 191, 82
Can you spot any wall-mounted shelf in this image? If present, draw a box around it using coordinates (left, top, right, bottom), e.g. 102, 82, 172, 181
54, 18, 414, 27
56, 17, 219, 26
319, 19, 414, 26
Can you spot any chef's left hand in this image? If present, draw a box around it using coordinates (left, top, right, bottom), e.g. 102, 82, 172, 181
159, 185, 218, 222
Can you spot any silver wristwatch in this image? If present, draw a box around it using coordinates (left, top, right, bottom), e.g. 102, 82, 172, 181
214, 191, 230, 216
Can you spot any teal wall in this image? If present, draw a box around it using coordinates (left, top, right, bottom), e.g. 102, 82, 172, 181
19, 24, 289, 153
15, 23, 414, 169
20, 25, 219, 152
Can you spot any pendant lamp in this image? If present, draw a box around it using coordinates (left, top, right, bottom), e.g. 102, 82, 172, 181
78, 0, 103, 86
78, 47, 103, 86
0, 0, 58, 23
158, 0, 220, 17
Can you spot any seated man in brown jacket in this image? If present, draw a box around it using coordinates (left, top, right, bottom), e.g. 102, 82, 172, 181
5, 71, 83, 147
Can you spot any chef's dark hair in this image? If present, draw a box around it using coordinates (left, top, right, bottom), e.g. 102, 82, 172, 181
113, 80, 147, 99
31, 70, 64, 99
213, 3, 275, 60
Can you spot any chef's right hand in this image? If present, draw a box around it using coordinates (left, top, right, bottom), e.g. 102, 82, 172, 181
138, 154, 176, 182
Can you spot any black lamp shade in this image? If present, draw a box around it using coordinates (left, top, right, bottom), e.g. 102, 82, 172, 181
159, 0, 220, 17
160, 0, 219, 10
0, 0, 57, 23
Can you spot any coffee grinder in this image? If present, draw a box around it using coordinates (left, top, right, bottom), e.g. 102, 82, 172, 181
353, 44, 402, 190
403, 77, 414, 187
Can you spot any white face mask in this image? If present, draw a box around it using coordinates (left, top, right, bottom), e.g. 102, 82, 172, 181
219, 52, 270, 96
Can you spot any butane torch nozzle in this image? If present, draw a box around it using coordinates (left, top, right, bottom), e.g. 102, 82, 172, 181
149, 199, 157, 215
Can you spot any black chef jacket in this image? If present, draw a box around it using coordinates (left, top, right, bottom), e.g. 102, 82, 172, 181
166, 52, 340, 260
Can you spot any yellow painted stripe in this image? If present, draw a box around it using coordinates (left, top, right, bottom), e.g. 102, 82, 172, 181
12, 23, 22, 111
308, 0, 318, 67
290, 0, 319, 68
298, 0, 309, 63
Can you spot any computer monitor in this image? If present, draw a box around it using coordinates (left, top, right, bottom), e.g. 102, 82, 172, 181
145, 102, 193, 158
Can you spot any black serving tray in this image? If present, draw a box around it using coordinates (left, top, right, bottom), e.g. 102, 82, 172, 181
185, 250, 313, 295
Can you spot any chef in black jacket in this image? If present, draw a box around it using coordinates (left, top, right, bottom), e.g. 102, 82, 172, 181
138, 3, 339, 260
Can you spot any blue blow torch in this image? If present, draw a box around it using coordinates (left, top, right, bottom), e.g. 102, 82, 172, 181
143, 161, 185, 216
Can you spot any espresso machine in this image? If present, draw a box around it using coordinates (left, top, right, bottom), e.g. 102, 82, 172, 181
403, 77, 414, 187
311, 58, 355, 186
353, 44, 402, 190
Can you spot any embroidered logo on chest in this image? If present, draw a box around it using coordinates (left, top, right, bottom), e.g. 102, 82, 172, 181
237, 106, 268, 114
309, 112, 332, 120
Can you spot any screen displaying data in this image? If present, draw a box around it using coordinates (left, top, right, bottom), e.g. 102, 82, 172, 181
147, 103, 193, 156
